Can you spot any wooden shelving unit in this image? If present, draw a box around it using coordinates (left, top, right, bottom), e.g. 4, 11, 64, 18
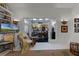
0, 3, 19, 33
0, 4, 12, 14
0, 12, 11, 18
0, 3, 12, 24
0, 4, 14, 52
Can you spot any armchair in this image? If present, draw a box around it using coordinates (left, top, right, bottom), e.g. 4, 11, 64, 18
18, 32, 35, 54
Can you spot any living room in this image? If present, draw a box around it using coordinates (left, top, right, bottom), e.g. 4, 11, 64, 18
0, 3, 79, 56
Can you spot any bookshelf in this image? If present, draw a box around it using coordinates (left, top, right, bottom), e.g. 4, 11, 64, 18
0, 3, 12, 23
0, 4, 12, 14
0, 3, 19, 33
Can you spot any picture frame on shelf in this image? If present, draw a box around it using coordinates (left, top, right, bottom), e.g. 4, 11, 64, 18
74, 18, 79, 22
61, 26, 68, 33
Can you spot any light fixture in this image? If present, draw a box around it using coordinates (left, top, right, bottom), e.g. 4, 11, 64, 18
52, 21, 56, 26
39, 18, 43, 20
61, 18, 68, 24
13, 19, 20, 21
33, 18, 37, 21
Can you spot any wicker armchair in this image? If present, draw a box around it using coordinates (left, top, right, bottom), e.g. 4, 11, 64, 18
18, 32, 35, 54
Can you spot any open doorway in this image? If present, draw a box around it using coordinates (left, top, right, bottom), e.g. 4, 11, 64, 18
31, 23, 48, 42
23, 18, 56, 42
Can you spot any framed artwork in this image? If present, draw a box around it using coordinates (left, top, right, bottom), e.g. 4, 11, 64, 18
61, 26, 68, 32
74, 18, 79, 33
74, 18, 79, 22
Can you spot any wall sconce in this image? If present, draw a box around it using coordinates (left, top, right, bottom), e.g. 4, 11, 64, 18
61, 18, 68, 33
39, 18, 43, 21
33, 18, 37, 21
61, 18, 68, 24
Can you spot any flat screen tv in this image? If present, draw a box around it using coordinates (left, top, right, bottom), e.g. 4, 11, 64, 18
10, 24, 18, 30
0, 23, 18, 32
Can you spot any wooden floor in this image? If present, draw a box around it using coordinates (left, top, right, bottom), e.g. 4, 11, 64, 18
5, 49, 74, 56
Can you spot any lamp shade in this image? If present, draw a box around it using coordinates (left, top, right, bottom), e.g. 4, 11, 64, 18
61, 21, 67, 24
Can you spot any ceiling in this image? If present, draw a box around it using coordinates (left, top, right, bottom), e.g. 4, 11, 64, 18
7, 3, 79, 19
7, 3, 77, 8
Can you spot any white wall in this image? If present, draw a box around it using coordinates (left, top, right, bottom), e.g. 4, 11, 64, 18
18, 15, 73, 49
48, 16, 72, 49
69, 7, 79, 43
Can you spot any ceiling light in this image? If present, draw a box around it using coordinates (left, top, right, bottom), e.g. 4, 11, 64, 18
39, 19, 43, 20
33, 18, 37, 21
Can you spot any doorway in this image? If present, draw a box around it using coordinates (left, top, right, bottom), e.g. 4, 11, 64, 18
24, 18, 56, 42
31, 23, 48, 42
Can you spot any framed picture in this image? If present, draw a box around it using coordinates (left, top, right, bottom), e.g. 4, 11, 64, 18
74, 18, 79, 22
61, 26, 68, 32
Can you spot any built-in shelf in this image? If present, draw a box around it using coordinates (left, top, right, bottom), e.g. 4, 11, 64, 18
0, 19, 11, 23
0, 4, 19, 33
0, 4, 12, 23
0, 12, 11, 18
0, 6, 12, 15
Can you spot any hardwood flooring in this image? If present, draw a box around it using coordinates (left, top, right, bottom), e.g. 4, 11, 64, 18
5, 49, 74, 56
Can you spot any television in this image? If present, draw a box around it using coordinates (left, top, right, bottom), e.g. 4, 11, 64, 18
1, 23, 12, 30
10, 24, 18, 30
0, 23, 18, 32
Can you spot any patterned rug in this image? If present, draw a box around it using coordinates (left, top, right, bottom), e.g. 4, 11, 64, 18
5, 49, 73, 56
